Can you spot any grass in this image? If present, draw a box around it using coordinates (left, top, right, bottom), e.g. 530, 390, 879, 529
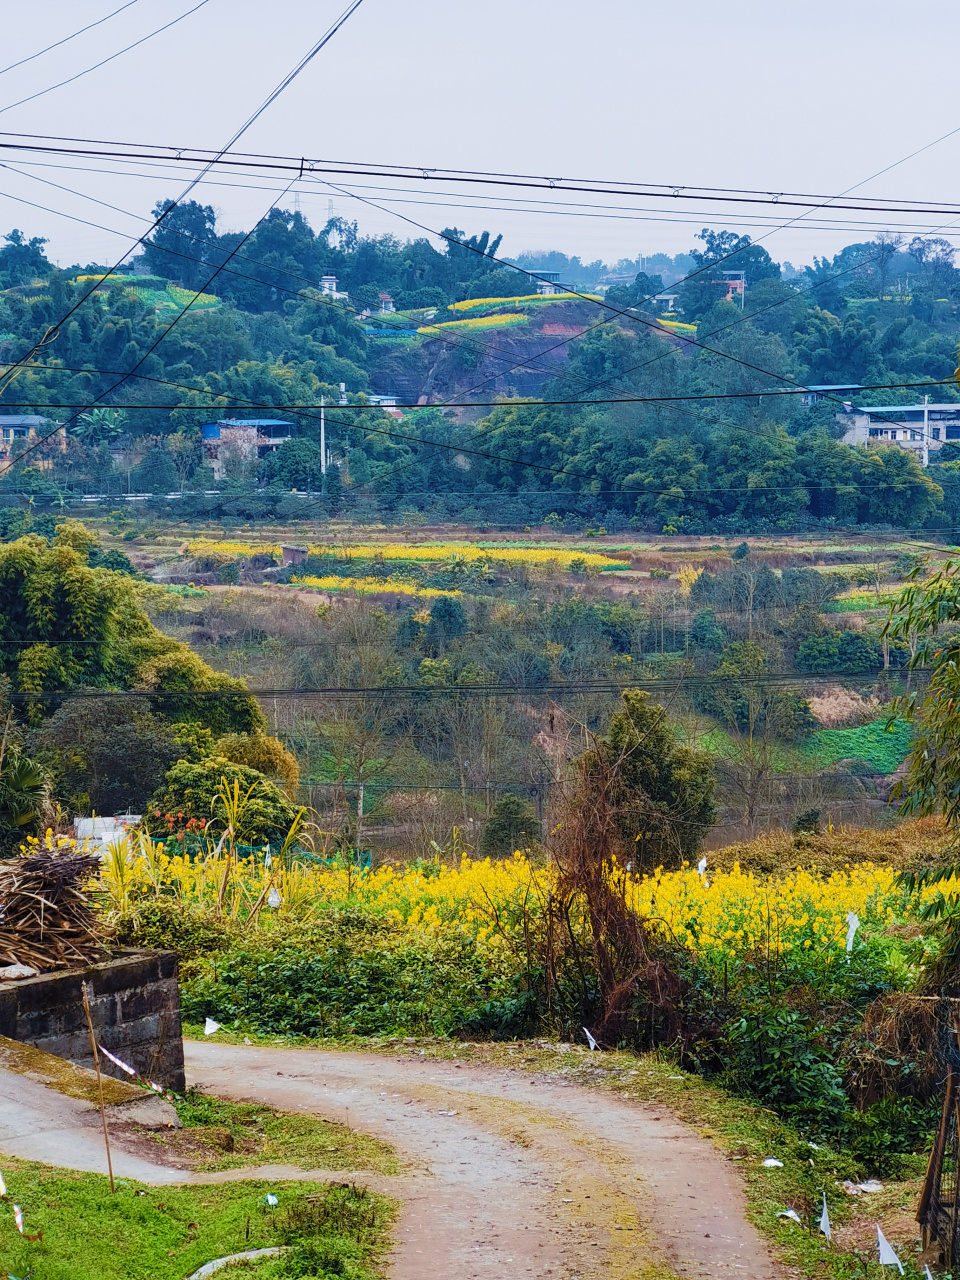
823, 590, 897, 613
800, 718, 913, 773
690, 718, 911, 777
0, 1163, 392, 1280
707, 815, 946, 876
161, 1090, 400, 1174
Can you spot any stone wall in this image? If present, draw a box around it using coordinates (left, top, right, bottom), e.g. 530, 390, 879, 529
0, 949, 185, 1092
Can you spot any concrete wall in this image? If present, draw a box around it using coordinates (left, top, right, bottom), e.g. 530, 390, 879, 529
0, 949, 185, 1092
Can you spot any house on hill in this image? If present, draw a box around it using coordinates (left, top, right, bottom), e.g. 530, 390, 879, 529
0, 415, 65, 468
836, 398, 955, 465
201, 418, 294, 479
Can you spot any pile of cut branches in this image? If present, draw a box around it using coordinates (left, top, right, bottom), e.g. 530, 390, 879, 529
0, 848, 105, 971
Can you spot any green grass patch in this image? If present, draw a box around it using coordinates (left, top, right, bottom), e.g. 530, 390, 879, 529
799, 718, 912, 773
823, 591, 896, 613
160, 1090, 400, 1174
0, 1163, 392, 1280
693, 727, 797, 773
690, 718, 911, 776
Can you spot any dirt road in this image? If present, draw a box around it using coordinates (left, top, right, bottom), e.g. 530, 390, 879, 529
186, 1042, 789, 1280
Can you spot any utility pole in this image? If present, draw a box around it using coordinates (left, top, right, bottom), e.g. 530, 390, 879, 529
923, 394, 930, 468
320, 396, 326, 475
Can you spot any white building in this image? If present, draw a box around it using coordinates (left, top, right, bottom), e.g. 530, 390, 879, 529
319, 275, 349, 300
836, 398, 960, 465
536, 271, 564, 296
75, 815, 141, 852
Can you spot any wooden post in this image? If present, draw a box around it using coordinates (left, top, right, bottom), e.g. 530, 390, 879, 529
81, 981, 115, 1194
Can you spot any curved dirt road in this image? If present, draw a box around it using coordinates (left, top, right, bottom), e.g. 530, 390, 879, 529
186, 1042, 788, 1280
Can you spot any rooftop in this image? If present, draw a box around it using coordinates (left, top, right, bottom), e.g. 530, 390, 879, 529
219, 418, 294, 428
851, 403, 960, 415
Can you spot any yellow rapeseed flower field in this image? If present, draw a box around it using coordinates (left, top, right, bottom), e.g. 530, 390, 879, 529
186, 539, 625, 571
447, 293, 603, 312
289, 574, 462, 599
99, 841, 928, 966
418, 313, 528, 334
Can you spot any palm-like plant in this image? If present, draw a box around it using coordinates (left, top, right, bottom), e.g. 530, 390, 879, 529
0, 747, 49, 855
72, 407, 127, 447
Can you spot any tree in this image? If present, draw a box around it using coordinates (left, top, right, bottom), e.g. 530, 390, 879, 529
874, 232, 904, 300
479, 793, 540, 856
691, 608, 725, 652
605, 271, 665, 309
215, 732, 299, 795
144, 199, 221, 290
854, 444, 942, 526
795, 630, 887, 674
148, 758, 298, 846
131, 447, 177, 494
72, 408, 126, 447
0, 527, 265, 735
424, 597, 467, 654
0, 230, 51, 285
35, 695, 179, 814
262, 437, 325, 489
166, 431, 200, 493
580, 689, 716, 871
0, 745, 48, 855
884, 566, 960, 984
700, 642, 813, 826
690, 229, 780, 287
679, 229, 779, 320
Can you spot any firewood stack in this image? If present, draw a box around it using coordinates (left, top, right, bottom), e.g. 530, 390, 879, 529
0, 849, 106, 972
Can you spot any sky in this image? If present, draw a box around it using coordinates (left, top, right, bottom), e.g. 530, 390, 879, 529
1, 0, 959, 274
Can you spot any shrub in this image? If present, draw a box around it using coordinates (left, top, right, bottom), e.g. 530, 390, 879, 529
796, 630, 905, 674
479, 794, 541, 857
114, 898, 234, 967
147, 758, 298, 845
181, 914, 532, 1039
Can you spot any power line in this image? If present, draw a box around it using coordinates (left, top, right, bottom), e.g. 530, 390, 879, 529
1, 671, 902, 700
0, 1, 213, 118
0, 156, 954, 485
11, 149, 960, 237
315, 171, 960, 449
301, 103, 960, 447
1, 367, 950, 501
0, 0, 369, 468
6, 130, 960, 216
0, 1, 145, 77
0, 159, 602, 403
1, 135, 943, 451
2, 378, 957, 411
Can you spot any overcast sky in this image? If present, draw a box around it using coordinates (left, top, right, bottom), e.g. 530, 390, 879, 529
1, 0, 958, 273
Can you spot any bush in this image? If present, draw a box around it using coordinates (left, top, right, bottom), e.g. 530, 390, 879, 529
34, 695, 179, 814
725, 999, 848, 1130
796, 630, 905, 674
181, 913, 532, 1039
479, 794, 540, 857
147, 757, 298, 845
792, 808, 821, 835
114, 898, 234, 971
